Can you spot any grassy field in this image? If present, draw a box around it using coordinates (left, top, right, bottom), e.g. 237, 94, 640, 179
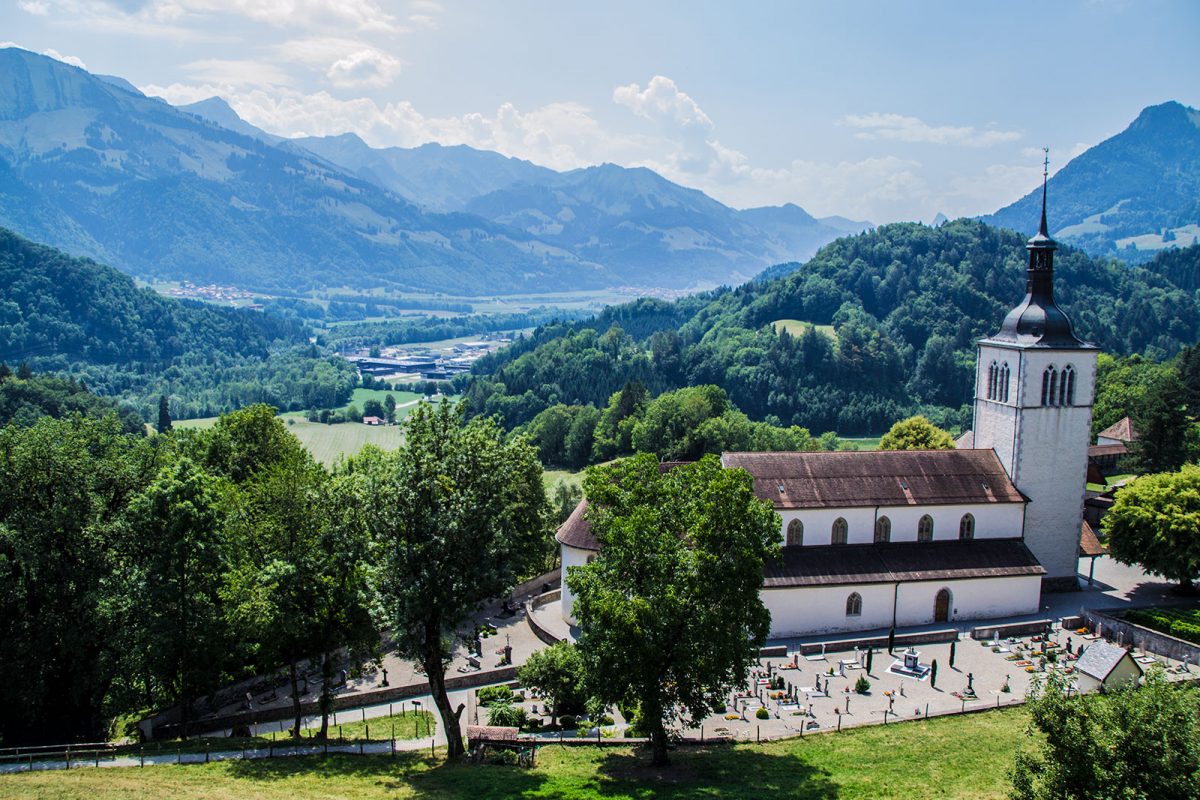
542, 467, 586, 493
176, 417, 406, 466
841, 436, 883, 451
0, 708, 1029, 799
340, 388, 423, 413
772, 319, 838, 341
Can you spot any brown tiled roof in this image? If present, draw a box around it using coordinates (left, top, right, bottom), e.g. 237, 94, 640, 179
762, 539, 1045, 588
555, 500, 598, 551
1097, 416, 1137, 443
721, 449, 1025, 510
1088, 443, 1128, 459
1079, 520, 1108, 558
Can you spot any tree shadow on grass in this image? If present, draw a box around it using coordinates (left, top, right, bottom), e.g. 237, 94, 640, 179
223, 751, 432, 783
589, 744, 839, 799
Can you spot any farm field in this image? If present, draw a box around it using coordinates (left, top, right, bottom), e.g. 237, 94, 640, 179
0, 707, 1028, 799
177, 417, 406, 466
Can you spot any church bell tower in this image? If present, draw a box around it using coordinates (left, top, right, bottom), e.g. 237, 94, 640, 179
972, 155, 1098, 590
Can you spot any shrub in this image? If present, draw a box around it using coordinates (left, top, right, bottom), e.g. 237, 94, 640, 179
755, 707, 770, 720
598, 715, 614, 726
558, 714, 577, 728
523, 718, 542, 731
477, 685, 513, 704
486, 702, 527, 728
855, 675, 871, 694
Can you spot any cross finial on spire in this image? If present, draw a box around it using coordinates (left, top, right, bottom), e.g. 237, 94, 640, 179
1038, 147, 1050, 237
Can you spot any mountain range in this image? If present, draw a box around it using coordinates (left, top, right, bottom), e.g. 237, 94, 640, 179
0, 48, 865, 295
982, 101, 1200, 261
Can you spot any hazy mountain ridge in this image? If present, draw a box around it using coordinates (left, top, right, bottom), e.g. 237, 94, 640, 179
0, 48, 604, 294
983, 101, 1200, 260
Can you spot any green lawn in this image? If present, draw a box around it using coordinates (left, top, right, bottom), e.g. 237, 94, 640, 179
0, 708, 1029, 799
840, 436, 882, 451
342, 388, 422, 413
772, 319, 838, 341
542, 467, 586, 493
176, 417, 406, 466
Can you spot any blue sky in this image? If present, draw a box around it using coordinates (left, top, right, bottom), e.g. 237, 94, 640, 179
5, 0, 1198, 222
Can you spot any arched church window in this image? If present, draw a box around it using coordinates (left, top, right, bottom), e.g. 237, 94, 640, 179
986, 361, 997, 400
832, 517, 848, 545
918, 514, 934, 542
846, 592, 862, 616
786, 519, 803, 547
999, 363, 1011, 403
1060, 365, 1075, 406
1041, 366, 1058, 406
959, 513, 975, 540
875, 515, 891, 543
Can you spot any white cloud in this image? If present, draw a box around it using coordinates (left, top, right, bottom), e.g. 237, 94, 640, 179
41, 48, 88, 69
843, 112, 1021, 147
18, 0, 50, 14
613, 75, 713, 130
326, 49, 401, 88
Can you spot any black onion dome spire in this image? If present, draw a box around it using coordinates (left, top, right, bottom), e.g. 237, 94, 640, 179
987, 150, 1092, 349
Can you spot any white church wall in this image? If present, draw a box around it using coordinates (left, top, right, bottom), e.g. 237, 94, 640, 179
778, 502, 1023, 545
974, 344, 1022, 476
559, 543, 592, 626
764, 574, 1042, 637
894, 575, 1041, 626
1014, 350, 1098, 581
764, 583, 896, 637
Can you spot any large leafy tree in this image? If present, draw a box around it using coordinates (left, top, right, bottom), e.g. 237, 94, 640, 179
127, 457, 230, 738
0, 414, 153, 744
568, 454, 779, 766
879, 414, 956, 450
1011, 669, 1200, 800
357, 401, 547, 757
1103, 466, 1200, 591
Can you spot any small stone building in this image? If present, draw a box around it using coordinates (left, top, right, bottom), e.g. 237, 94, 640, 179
1074, 641, 1142, 692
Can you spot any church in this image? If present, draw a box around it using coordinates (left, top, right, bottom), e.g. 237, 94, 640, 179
557, 181, 1097, 638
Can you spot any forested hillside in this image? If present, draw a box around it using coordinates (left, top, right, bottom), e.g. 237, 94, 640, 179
463, 220, 1199, 440
0, 228, 355, 419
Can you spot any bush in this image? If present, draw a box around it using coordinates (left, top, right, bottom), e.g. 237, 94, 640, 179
855, 675, 871, 694
755, 707, 770, 720
598, 714, 614, 726
486, 702, 527, 728
523, 718, 542, 731
557, 714, 577, 728
477, 685, 513, 705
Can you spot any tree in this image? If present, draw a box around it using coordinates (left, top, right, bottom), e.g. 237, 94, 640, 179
517, 642, 587, 718
363, 399, 385, 419
358, 402, 547, 757
1011, 669, 1200, 800
1130, 371, 1195, 473
878, 415, 956, 450
0, 414, 152, 744
384, 393, 397, 424
157, 395, 173, 434
1103, 466, 1200, 591
16, 361, 32, 380
127, 457, 229, 737
568, 454, 780, 765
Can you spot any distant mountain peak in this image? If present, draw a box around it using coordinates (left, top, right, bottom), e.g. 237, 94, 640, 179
982, 100, 1200, 261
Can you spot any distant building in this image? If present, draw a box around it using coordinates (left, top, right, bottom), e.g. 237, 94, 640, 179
362, 416, 384, 426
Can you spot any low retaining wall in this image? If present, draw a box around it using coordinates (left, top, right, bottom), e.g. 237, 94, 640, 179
970, 619, 1052, 641
511, 568, 561, 601
1080, 607, 1200, 664
781, 629, 959, 658
153, 667, 519, 740
525, 589, 565, 646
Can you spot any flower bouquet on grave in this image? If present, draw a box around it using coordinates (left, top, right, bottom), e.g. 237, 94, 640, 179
1076, 627, 1090, 635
